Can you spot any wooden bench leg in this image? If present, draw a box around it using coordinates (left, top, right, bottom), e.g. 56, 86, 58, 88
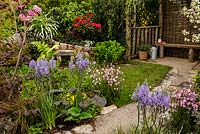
160, 46, 164, 58
188, 48, 194, 62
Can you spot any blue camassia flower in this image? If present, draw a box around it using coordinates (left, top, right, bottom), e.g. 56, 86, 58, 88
132, 81, 169, 107
29, 58, 56, 77
69, 52, 89, 71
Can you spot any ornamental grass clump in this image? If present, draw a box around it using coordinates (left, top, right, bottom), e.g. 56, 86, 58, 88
132, 81, 170, 133
90, 66, 124, 104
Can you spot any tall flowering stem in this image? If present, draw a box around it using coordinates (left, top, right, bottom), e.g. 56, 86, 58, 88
132, 81, 170, 133
9, 3, 42, 99
28, 58, 57, 91
68, 52, 90, 91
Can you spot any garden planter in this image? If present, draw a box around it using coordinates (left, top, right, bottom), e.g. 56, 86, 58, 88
138, 51, 148, 60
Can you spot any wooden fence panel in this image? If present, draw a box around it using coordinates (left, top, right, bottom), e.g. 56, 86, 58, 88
131, 26, 160, 57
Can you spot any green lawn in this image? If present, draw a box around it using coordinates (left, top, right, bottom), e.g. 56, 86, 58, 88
115, 60, 172, 107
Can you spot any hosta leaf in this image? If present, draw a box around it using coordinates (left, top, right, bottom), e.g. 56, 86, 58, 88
79, 112, 92, 120
68, 107, 81, 117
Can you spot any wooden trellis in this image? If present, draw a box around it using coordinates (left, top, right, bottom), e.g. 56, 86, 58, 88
130, 0, 200, 59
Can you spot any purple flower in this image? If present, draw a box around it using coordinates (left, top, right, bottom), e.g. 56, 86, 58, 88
132, 82, 151, 106
150, 92, 170, 108
139, 82, 150, 105
76, 59, 89, 71
49, 58, 56, 69
69, 61, 75, 70
76, 53, 83, 61
36, 59, 50, 76
29, 60, 36, 68
132, 81, 170, 107
29, 58, 57, 77
132, 84, 140, 101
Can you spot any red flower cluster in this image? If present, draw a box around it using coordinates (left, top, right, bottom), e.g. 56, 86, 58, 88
73, 13, 101, 29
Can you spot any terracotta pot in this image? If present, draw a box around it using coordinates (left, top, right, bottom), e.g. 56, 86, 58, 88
138, 51, 148, 60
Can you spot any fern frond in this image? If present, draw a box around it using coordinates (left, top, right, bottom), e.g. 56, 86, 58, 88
31, 41, 58, 60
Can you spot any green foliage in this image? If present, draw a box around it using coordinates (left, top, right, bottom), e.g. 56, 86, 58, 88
85, 104, 101, 117
64, 107, 92, 122
28, 123, 44, 134
166, 107, 197, 134
137, 44, 151, 51
29, 0, 93, 42
194, 70, 200, 94
31, 41, 58, 60
94, 40, 125, 64
37, 95, 57, 130
0, 3, 16, 40
136, 0, 159, 26
92, 0, 126, 44
28, 14, 59, 40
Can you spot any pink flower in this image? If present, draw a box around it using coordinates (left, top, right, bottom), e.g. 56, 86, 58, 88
25, 16, 32, 22
19, 14, 26, 21
28, 10, 38, 17
33, 5, 42, 13
18, 4, 24, 10
73, 23, 80, 28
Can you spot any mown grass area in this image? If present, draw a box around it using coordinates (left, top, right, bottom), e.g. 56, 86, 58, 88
115, 60, 172, 107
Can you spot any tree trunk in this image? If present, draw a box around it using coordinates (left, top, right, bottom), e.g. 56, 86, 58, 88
125, 17, 132, 61
125, 0, 134, 61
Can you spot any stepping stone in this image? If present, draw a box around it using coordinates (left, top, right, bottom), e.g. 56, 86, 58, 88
72, 124, 93, 134
101, 104, 117, 115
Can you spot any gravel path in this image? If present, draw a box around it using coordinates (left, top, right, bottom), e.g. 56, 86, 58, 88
92, 57, 198, 134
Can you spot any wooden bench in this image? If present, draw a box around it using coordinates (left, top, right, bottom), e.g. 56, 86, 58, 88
156, 43, 200, 62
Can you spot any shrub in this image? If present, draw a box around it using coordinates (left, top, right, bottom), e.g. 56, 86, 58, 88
93, 40, 125, 64
70, 13, 101, 41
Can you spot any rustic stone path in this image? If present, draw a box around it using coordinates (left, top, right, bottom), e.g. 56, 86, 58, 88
92, 57, 197, 134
